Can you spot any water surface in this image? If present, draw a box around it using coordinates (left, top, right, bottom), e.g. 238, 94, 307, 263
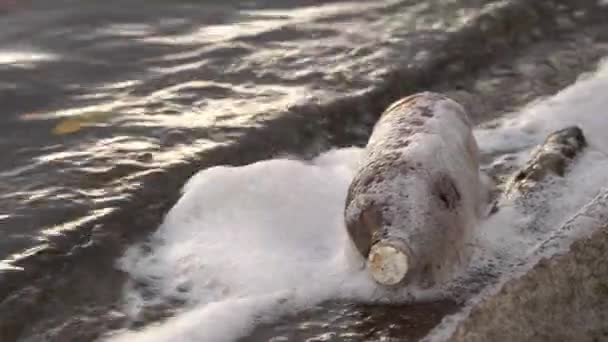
1, 0, 608, 341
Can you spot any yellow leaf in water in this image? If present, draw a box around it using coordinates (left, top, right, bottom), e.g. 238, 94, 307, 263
51, 111, 114, 135
53, 118, 83, 135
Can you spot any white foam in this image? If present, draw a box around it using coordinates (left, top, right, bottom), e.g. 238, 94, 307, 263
475, 59, 608, 156
107, 147, 441, 342
475, 58, 608, 258
426, 58, 608, 341
109, 59, 608, 342
467, 148, 608, 281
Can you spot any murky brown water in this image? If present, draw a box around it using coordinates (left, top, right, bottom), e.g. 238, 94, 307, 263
244, 300, 460, 342
1, 0, 608, 341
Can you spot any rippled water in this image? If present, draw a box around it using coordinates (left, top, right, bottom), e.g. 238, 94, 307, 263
1, 0, 608, 341
0, 0, 489, 263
